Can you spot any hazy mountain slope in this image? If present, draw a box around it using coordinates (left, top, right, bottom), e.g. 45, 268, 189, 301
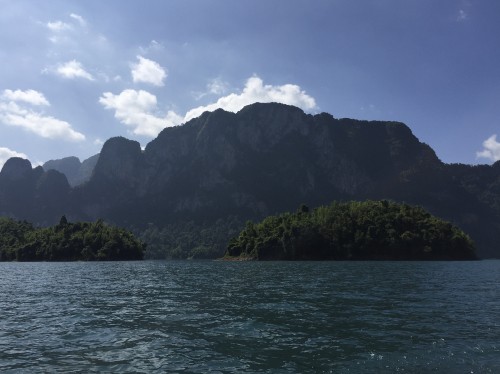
43, 154, 99, 186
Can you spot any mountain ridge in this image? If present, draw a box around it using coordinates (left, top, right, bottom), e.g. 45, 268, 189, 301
43, 154, 99, 187
1, 102, 499, 258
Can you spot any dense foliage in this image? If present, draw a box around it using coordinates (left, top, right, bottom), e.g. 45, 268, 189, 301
139, 217, 244, 259
0, 216, 144, 261
226, 201, 477, 260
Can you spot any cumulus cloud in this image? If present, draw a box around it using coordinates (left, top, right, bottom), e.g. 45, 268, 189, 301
2, 89, 50, 106
0, 91, 85, 142
477, 135, 500, 162
56, 60, 94, 81
100, 76, 317, 138
99, 89, 182, 137
0, 147, 28, 170
131, 56, 167, 86
184, 75, 317, 121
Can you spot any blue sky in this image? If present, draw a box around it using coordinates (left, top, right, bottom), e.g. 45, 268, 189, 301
1, 0, 500, 168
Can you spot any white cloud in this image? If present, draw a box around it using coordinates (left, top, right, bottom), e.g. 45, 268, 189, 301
47, 20, 72, 32
0, 93, 86, 142
70, 13, 87, 27
94, 138, 104, 146
0, 147, 28, 170
44, 14, 94, 46
44, 19, 72, 44
207, 78, 229, 96
99, 89, 182, 137
101, 76, 317, 137
193, 78, 230, 100
56, 60, 94, 81
131, 56, 167, 86
477, 134, 500, 162
185, 75, 317, 121
46, 13, 87, 34
2, 89, 50, 106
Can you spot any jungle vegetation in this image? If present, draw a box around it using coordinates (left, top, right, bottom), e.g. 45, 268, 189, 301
0, 216, 144, 261
225, 200, 477, 260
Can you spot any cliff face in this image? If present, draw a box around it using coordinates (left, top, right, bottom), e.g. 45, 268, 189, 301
1, 102, 500, 257
0, 158, 70, 224
43, 154, 99, 187
76, 103, 443, 225
136, 103, 442, 219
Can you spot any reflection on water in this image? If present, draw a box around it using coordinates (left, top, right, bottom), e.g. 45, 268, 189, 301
0, 260, 499, 372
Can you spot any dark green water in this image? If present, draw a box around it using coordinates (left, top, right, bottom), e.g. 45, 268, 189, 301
0, 260, 499, 373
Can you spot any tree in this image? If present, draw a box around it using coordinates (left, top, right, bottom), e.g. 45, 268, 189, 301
224, 200, 477, 261
0, 217, 145, 261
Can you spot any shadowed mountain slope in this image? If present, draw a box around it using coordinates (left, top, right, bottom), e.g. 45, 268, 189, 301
1, 103, 500, 257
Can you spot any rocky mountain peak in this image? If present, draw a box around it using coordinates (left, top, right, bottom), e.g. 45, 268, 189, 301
0, 157, 33, 181
43, 154, 99, 187
93, 137, 143, 182
43, 156, 81, 184
1, 103, 499, 257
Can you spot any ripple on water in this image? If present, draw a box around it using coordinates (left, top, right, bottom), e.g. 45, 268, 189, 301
0, 260, 499, 372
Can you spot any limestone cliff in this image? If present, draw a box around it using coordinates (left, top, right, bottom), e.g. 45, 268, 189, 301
1, 103, 500, 258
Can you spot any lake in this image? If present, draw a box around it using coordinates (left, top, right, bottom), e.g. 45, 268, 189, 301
1, 260, 499, 373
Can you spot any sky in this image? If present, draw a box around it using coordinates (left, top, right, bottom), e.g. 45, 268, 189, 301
1, 0, 500, 169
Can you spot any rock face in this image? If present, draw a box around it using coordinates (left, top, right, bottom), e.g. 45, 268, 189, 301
0, 158, 70, 224
2, 102, 500, 257
43, 154, 99, 186
132, 102, 442, 220
1, 157, 33, 178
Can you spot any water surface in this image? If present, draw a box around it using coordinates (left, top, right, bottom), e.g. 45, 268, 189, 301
1, 261, 499, 372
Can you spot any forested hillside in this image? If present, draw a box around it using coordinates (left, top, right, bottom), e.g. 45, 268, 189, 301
0, 216, 144, 261
226, 201, 476, 260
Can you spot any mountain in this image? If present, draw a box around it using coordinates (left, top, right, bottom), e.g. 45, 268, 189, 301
1, 102, 500, 258
43, 154, 99, 186
0, 157, 70, 225
80, 104, 441, 221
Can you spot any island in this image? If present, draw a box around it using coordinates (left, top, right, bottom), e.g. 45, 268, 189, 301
225, 200, 477, 261
0, 216, 145, 261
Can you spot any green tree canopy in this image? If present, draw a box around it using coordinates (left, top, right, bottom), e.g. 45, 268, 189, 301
0, 216, 144, 261
225, 200, 477, 261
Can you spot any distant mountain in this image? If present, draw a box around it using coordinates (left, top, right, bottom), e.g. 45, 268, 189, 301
1, 102, 500, 258
0, 157, 70, 225
43, 154, 99, 186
